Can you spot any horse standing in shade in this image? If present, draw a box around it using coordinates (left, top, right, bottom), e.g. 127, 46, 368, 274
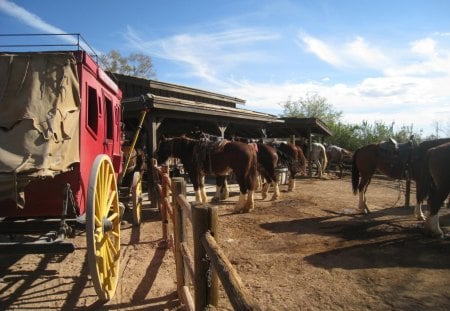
270, 142, 307, 191
256, 143, 280, 200
417, 142, 450, 238
326, 144, 353, 178
305, 142, 328, 178
232, 136, 280, 201
352, 137, 450, 218
155, 135, 258, 213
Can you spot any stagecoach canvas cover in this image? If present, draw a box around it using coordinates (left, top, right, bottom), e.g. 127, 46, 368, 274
0, 52, 80, 205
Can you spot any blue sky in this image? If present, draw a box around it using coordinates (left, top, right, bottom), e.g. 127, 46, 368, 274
1, 0, 450, 137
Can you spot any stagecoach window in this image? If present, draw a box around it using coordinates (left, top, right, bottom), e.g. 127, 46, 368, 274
105, 97, 113, 139
87, 86, 98, 133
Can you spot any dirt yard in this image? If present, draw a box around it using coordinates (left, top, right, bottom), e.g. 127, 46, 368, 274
1, 173, 450, 310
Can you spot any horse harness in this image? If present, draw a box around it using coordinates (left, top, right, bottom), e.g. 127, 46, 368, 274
193, 137, 228, 175
378, 137, 418, 179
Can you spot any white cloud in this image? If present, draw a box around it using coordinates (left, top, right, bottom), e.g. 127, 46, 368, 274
124, 26, 279, 84
0, 0, 63, 33
298, 32, 344, 67
411, 38, 436, 56
224, 71, 450, 137
0, 0, 91, 51
298, 32, 389, 70
345, 37, 389, 69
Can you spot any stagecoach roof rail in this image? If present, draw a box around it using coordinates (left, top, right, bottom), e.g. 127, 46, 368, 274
0, 33, 98, 61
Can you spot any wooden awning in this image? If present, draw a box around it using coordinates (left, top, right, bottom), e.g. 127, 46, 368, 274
121, 93, 283, 138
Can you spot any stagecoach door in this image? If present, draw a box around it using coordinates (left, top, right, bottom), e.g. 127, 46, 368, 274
103, 95, 115, 155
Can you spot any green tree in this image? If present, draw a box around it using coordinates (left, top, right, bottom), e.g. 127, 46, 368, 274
278, 94, 424, 151
280, 94, 342, 125
99, 50, 156, 79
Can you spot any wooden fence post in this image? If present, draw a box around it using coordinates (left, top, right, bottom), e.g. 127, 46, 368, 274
172, 177, 187, 296
405, 178, 411, 208
192, 203, 219, 310
208, 205, 219, 306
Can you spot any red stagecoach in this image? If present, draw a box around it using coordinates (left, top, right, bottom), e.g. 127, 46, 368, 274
0, 34, 138, 301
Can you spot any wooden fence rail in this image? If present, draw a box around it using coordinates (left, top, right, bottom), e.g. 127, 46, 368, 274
153, 163, 261, 311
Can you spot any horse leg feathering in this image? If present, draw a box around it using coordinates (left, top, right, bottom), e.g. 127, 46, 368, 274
243, 190, 255, 212
234, 193, 246, 213
414, 203, 427, 221
261, 182, 270, 200
288, 178, 295, 191
424, 214, 443, 238
271, 181, 280, 201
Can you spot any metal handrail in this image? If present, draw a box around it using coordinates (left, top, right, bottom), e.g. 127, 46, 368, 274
0, 33, 98, 60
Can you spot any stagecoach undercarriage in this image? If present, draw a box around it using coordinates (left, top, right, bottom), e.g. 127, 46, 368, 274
0, 183, 81, 254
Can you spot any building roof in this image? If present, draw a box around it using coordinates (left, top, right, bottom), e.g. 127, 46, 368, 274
115, 73, 332, 139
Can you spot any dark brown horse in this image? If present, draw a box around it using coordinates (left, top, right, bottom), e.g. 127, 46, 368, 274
254, 143, 280, 200
231, 136, 280, 200
270, 142, 307, 191
155, 136, 258, 213
417, 142, 450, 237
352, 138, 450, 217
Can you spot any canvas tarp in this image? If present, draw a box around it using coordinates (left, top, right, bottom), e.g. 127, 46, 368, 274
0, 52, 81, 206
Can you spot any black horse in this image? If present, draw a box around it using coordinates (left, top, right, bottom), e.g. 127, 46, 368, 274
417, 142, 450, 237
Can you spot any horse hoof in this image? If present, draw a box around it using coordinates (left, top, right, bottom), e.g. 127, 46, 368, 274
424, 230, 444, 239
416, 215, 426, 221
233, 207, 243, 214
358, 208, 369, 215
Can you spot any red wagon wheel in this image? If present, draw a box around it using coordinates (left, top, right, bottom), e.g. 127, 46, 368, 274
86, 155, 121, 301
131, 171, 143, 225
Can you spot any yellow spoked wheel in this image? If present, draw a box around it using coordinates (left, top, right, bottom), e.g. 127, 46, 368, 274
86, 155, 120, 301
131, 171, 143, 226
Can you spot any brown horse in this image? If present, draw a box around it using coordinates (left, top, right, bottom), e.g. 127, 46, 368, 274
231, 136, 280, 200
326, 144, 353, 178
417, 142, 450, 237
255, 143, 280, 200
352, 138, 450, 217
155, 136, 258, 213
270, 142, 307, 191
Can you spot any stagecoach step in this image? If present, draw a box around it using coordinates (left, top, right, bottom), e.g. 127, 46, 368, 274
0, 218, 82, 234
0, 231, 75, 254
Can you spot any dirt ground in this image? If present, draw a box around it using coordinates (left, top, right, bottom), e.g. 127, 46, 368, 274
1, 172, 450, 310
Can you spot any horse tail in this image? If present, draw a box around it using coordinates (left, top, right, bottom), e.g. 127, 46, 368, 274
248, 145, 259, 191
297, 147, 307, 175
351, 149, 360, 195
417, 150, 433, 203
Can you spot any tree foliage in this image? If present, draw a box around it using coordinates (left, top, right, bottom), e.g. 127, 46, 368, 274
99, 50, 156, 79
279, 95, 423, 151
280, 94, 342, 125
